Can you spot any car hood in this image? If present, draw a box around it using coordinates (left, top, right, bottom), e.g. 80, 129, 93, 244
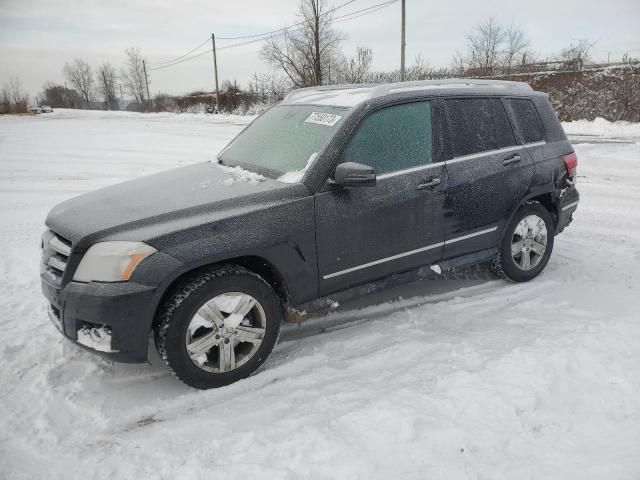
46, 162, 304, 249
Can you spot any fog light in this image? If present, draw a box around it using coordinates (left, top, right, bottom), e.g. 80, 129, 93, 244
76, 324, 117, 353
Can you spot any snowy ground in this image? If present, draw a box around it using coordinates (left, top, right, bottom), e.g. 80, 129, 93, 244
1, 110, 639, 479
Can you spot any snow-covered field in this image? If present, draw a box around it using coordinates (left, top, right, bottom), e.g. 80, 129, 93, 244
1, 109, 639, 479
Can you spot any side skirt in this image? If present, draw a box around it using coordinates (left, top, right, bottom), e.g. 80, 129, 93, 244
284, 247, 498, 323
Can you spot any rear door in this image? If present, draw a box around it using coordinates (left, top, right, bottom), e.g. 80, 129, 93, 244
315, 100, 446, 295
505, 96, 548, 173
442, 97, 534, 259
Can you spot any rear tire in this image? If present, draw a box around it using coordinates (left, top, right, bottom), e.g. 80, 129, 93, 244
154, 265, 282, 389
491, 203, 554, 282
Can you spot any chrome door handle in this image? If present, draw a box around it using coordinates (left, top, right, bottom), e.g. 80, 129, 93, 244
503, 154, 521, 166
417, 177, 441, 190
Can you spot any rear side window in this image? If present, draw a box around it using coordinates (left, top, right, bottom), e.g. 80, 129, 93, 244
342, 101, 432, 175
445, 98, 498, 157
508, 98, 545, 143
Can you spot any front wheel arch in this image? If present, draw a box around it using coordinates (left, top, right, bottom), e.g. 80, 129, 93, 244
150, 255, 290, 332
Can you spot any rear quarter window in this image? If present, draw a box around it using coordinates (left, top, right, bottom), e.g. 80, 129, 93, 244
508, 98, 545, 144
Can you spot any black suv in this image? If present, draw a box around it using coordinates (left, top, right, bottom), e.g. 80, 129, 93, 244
41, 79, 579, 389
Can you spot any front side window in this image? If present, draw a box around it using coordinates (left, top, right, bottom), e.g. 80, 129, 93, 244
341, 101, 432, 175
219, 105, 347, 178
508, 98, 545, 143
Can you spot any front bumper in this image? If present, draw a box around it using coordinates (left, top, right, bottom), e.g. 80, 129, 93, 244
41, 274, 156, 363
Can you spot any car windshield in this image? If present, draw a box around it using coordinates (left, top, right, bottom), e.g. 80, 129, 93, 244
218, 104, 347, 179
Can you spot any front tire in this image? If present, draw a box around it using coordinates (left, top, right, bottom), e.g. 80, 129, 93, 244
155, 266, 282, 389
491, 203, 555, 282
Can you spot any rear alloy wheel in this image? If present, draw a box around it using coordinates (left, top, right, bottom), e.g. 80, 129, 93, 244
155, 266, 282, 389
511, 215, 548, 271
491, 203, 555, 282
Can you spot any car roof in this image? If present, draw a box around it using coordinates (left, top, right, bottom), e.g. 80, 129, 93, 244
282, 78, 535, 108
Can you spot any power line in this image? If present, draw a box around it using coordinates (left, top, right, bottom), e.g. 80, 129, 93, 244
216, 0, 357, 40
332, 0, 397, 24
147, 37, 210, 66
149, 0, 399, 72
216, 0, 399, 51
149, 48, 212, 71
149, 0, 358, 66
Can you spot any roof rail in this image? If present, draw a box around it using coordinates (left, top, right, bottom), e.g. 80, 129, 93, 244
375, 78, 533, 96
282, 78, 533, 107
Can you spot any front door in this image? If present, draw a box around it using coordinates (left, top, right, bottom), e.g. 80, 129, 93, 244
315, 100, 446, 295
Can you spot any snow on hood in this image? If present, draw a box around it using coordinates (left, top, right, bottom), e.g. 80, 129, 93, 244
212, 163, 267, 186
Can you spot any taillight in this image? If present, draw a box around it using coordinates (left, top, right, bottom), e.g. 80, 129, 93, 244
563, 152, 578, 178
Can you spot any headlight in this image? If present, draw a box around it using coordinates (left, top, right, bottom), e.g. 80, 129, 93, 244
73, 241, 156, 283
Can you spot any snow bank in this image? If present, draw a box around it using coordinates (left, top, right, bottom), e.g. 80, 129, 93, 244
562, 117, 640, 138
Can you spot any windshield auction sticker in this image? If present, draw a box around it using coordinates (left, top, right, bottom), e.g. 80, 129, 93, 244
304, 112, 342, 127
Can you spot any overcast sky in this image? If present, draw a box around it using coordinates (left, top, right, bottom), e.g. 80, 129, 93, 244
1, 0, 639, 98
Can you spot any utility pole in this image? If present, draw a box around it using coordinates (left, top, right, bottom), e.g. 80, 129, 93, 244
400, 0, 406, 81
142, 60, 151, 102
211, 33, 220, 113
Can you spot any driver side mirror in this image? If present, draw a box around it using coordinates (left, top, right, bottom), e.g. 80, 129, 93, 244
332, 162, 376, 188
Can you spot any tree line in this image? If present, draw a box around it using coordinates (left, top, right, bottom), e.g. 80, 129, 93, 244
2, 0, 638, 116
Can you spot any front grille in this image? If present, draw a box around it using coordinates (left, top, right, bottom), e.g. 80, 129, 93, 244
42, 231, 72, 281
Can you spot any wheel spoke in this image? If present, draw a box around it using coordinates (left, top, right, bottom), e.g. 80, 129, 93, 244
187, 331, 222, 358
219, 341, 236, 372
225, 294, 256, 328
531, 240, 546, 255
200, 302, 225, 328
511, 239, 525, 256
234, 326, 265, 344
520, 250, 531, 269
233, 295, 256, 317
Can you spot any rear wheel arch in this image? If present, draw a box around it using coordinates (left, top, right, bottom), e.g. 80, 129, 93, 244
502, 190, 558, 243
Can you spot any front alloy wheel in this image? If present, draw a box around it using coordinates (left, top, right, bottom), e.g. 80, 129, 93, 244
185, 292, 266, 373
155, 266, 282, 389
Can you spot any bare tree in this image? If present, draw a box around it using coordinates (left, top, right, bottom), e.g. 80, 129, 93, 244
63, 58, 94, 103
502, 24, 529, 73
451, 50, 466, 76
96, 62, 118, 109
120, 47, 147, 103
261, 0, 344, 87
454, 18, 532, 76
1, 77, 29, 113
0, 84, 11, 114
465, 17, 505, 75
559, 39, 594, 71
405, 54, 433, 80
247, 72, 288, 103
335, 47, 373, 84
